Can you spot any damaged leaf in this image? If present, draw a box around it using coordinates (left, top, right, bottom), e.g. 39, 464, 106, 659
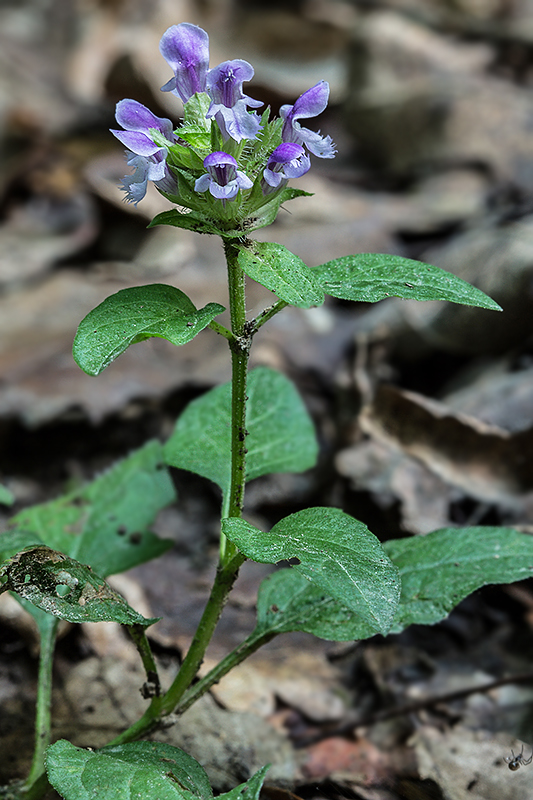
0, 546, 158, 627
11, 440, 175, 577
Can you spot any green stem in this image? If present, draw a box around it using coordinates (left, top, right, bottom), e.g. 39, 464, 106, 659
250, 299, 288, 334
127, 625, 161, 697
24, 615, 59, 790
176, 629, 276, 715
208, 320, 234, 342
106, 236, 252, 745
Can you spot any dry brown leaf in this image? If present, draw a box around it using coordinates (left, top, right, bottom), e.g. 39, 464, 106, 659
359, 384, 533, 510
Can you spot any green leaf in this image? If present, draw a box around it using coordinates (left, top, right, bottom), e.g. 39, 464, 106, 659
46, 740, 213, 800
0, 483, 14, 506
237, 242, 324, 308
73, 283, 224, 376
255, 568, 378, 641
385, 526, 533, 632
223, 507, 400, 636
0, 529, 43, 563
216, 766, 269, 800
245, 187, 312, 233
164, 367, 318, 498
11, 441, 175, 577
148, 209, 227, 236
314, 253, 502, 310
0, 546, 158, 626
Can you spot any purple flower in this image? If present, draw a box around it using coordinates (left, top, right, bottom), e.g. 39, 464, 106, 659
206, 60, 263, 142
111, 99, 177, 204
159, 23, 209, 102
262, 142, 310, 194
195, 151, 253, 201
280, 81, 336, 159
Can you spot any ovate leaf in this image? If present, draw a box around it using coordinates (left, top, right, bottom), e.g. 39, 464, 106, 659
238, 242, 324, 308
73, 283, 224, 376
46, 740, 213, 800
164, 367, 318, 498
255, 568, 378, 641
0, 546, 158, 627
11, 441, 175, 577
223, 507, 400, 635
314, 253, 502, 310
385, 526, 533, 632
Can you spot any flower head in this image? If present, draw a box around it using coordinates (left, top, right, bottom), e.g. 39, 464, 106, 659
111, 99, 178, 204
195, 151, 253, 201
262, 142, 310, 194
159, 23, 210, 102
280, 81, 336, 158
206, 60, 263, 142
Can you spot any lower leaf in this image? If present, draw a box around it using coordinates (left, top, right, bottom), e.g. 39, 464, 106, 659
45, 740, 213, 800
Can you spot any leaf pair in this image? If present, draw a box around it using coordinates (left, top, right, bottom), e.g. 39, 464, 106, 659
245, 526, 533, 644
72, 247, 500, 378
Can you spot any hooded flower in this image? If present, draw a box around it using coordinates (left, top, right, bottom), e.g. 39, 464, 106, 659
262, 142, 310, 194
280, 81, 336, 159
206, 60, 263, 142
111, 99, 178, 204
195, 151, 253, 200
159, 23, 210, 102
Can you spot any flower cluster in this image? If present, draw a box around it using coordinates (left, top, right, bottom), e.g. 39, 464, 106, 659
111, 22, 335, 224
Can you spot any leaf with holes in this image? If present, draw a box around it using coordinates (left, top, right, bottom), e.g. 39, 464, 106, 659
0, 546, 158, 626
385, 526, 533, 632
237, 242, 324, 308
164, 367, 318, 499
11, 441, 174, 577
46, 740, 213, 800
73, 283, 224, 376
314, 253, 502, 309
223, 507, 400, 635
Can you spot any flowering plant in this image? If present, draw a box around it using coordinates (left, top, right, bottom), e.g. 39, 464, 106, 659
1, 21, 530, 800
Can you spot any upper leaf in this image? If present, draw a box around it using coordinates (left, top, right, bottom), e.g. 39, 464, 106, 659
0, 546, 158, 627
385, 526, 533, 632
73, 283, 224, 376
164, 366, 318, 498
11, 441, 175, 577
237, 242, 324, 308
46, 740, 213, 800
255, 568, 379, 641
314, 253, 502, 310
223, 507, 400, 636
